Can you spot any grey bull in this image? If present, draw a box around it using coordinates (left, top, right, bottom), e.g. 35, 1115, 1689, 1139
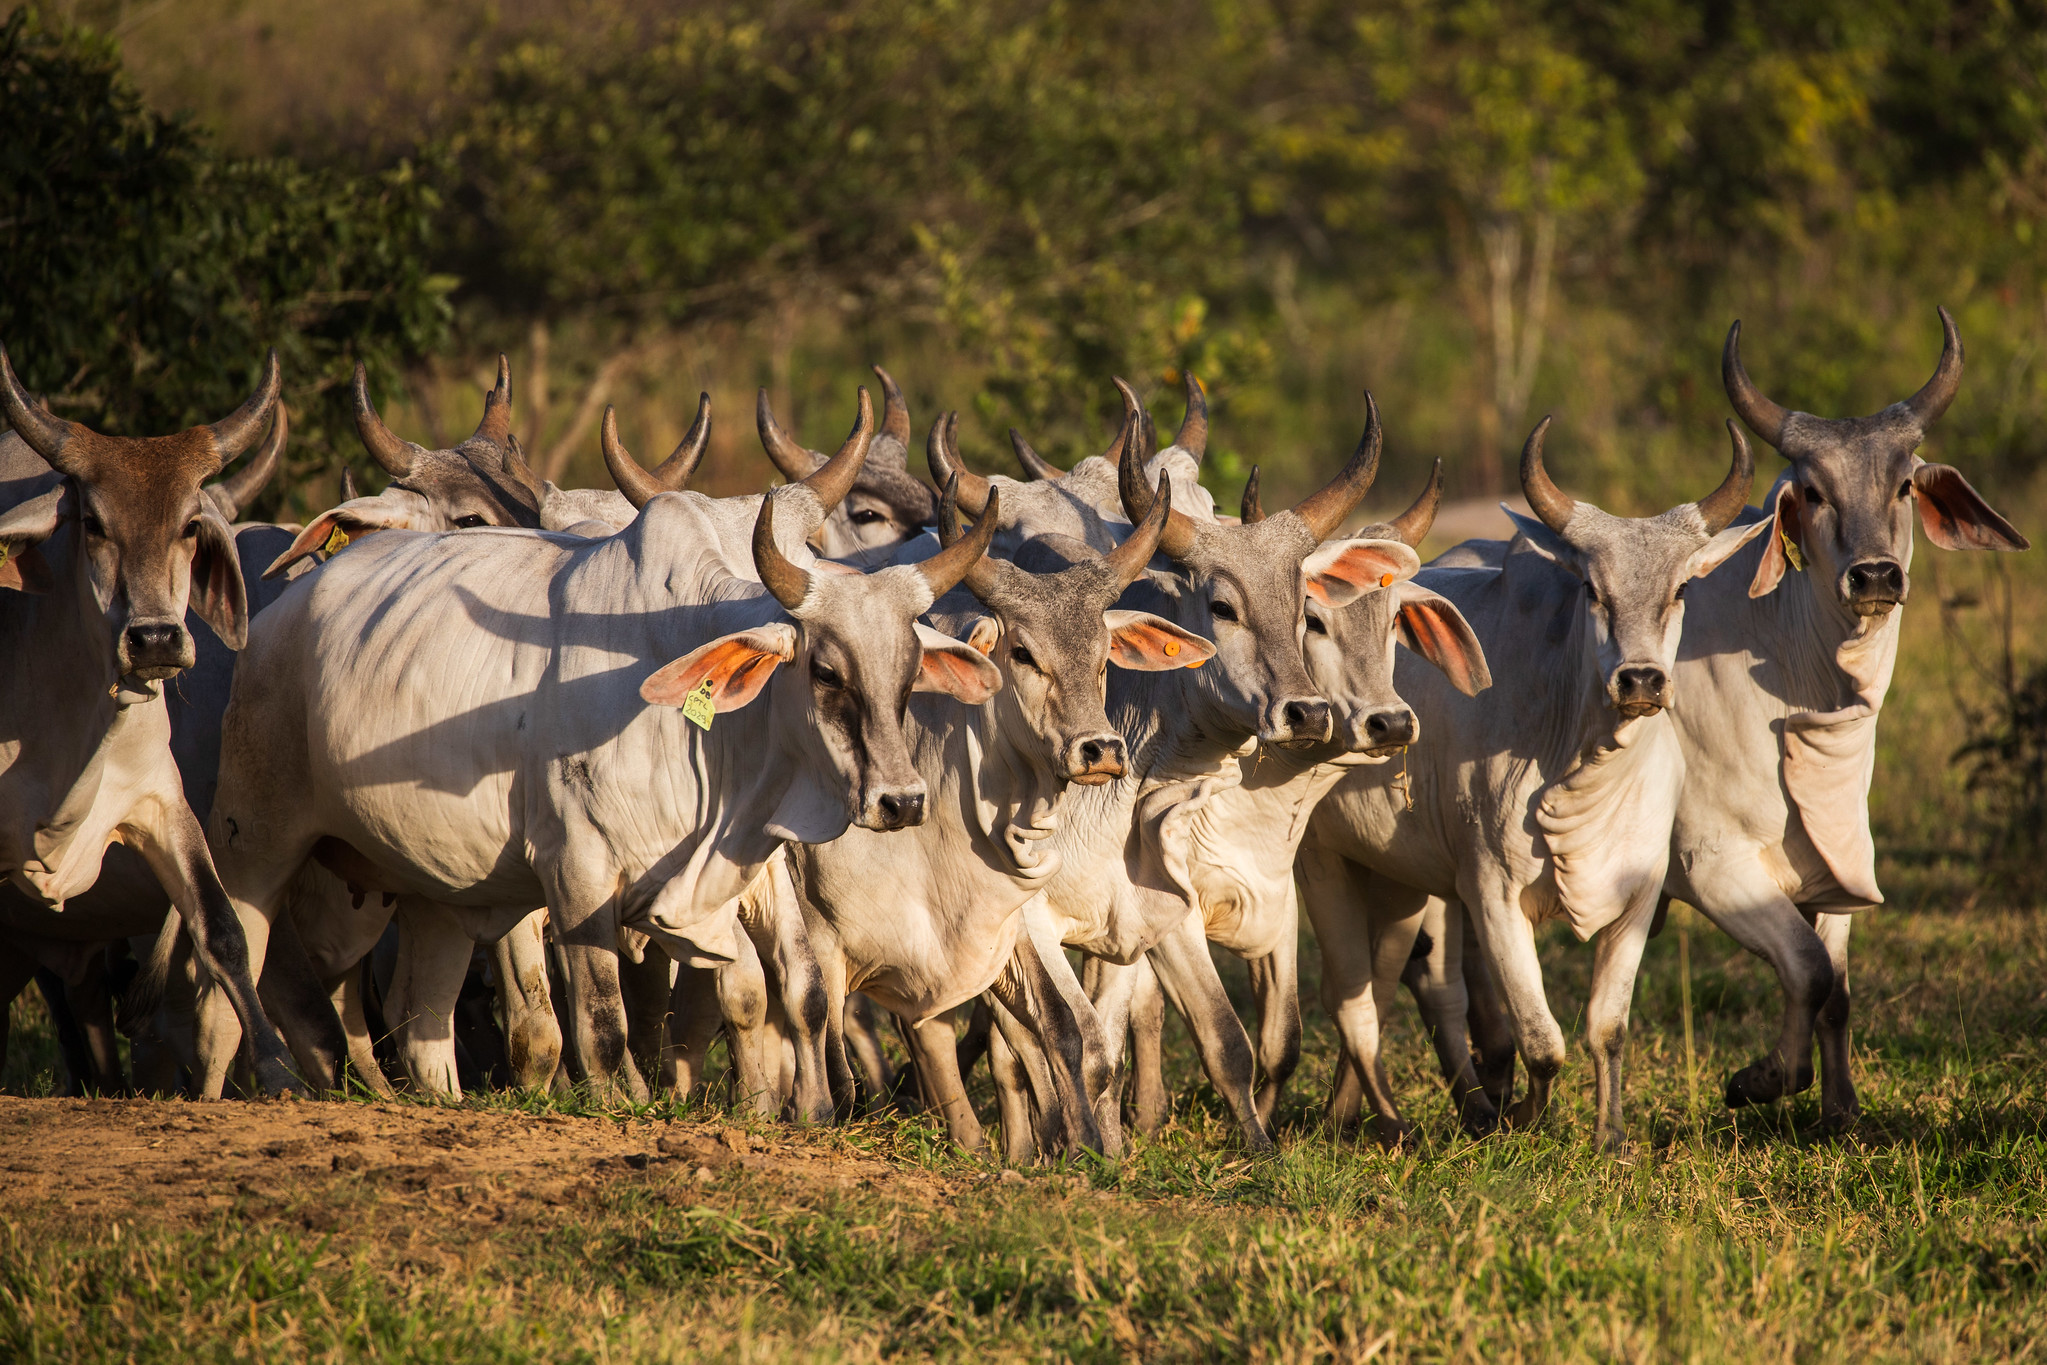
202, 389, 1004, 1101
1296, 418, 1768, 1149
0, 344, 305, 1095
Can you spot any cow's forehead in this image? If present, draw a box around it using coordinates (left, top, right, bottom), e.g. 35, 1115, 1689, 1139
66, 429, 220, 492
1780, 408, 1922, 478
799, 563, 934, 631
1183, 512, 1317, 584
1570, 504, 1708, 580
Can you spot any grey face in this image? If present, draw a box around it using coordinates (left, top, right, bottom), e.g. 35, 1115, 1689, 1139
1725, 310, 2028, 617
760, 367, 937, 561
352, 357, 547, 531
1513, 417, 1764, 718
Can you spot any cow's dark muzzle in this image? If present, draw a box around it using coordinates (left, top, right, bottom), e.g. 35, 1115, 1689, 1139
1068, 734, 1127, 786
873, 789, 926, 831
1843, 558, 1905, 616
1350, 706, 1417, 757
1264, 697, 1333, 749
121, 619, 195, 680
1612, 665, 1670, 718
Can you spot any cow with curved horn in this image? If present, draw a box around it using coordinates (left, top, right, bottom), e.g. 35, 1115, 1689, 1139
0, 343, 309, 1095
1296, 416, 1771, 1150
955, 385, 1403, 1155
990, 375, 1221, 538
1101, 455, 1494, 1139
203, 385, 1007, 1101
784, 454, 1217, 1158
757, 366, 939, 559
1637, 306, 2029, 1130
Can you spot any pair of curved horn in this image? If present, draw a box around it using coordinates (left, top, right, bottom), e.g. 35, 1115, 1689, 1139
1521, 416, 1752, 536
355, 355, 515, 479
926, 411, 994, 517
207, 403, 289, 520
602, 393, 712, 509
1286, 393, 1385, 541
1114, 382, 1200, 557
1008, 407, 1134, 481
0, 344, 280, 477
1241, 454, 1439, 545
1725, 307, 1963, 447
756, 471, 996, 613
759, 386, 876, 507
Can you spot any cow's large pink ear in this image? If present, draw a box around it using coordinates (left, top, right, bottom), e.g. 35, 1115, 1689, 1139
1394, 584, 1490, 696
263, 498, 428, 579
643, 625, 797, 711
0, 486, 64, 594
1104, 610, 1214, 671
1302, 538, 1420, 608
191, 511, 249, 650
1913, 463, 2029, 551
1749, 482, 1801, 599
913, 622, 1003, 703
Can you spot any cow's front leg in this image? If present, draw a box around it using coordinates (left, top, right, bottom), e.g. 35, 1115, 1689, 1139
751, 858, 833, 1124
1118, 957, 1169, 1134
551, 899, 647, 1104
1299, 850, 1424, 1145
715, 928, 778, 1116
1811, 909, 1860, 1130
152, 802, 322, 1096
985, 1008, 1041, 1165
900, 1013, 988, 1153
1398, 897, 1503, 1136
384, 898, 480, 1097
491, 910, 562, 1091
1584, 894, 1659, 1154
1143, 907, 1272, 1153
615, 932, 675, 1094
1464, 876, 1567, 1132
1681, 858, 1832, 1110
1246, 931, 1301, 1129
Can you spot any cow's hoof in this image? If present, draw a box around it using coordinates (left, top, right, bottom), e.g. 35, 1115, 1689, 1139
1503, 1094, 1545, 1131
255, 1059, 311, 1098
1242, 1128, 1277, 1155
1819, 1094, 1862, 1134
1458, 1101, 1501, 1139
1723, 1060, 1783, 1109
1372, 1118, 1415, 1152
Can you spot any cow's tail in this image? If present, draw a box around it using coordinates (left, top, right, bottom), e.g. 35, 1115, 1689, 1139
116, 910, 181, 1037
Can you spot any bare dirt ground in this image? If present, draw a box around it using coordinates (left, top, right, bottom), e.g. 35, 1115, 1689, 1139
0, 1096, 963, 1245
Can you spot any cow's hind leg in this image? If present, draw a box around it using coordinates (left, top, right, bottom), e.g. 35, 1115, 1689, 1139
901, 1014, 988, 1153
383, 899, 480, 1097
1246, 929, 1301, 1129
1585, 895, 1658, 1153
1119, 957, 1169, 1135
1399, 898, 1503, 1136
492, 911, 562, 1091
1684, 863, 1832, 1111
1143, 908, 1271, 1152
1298, 850, 1416, 1143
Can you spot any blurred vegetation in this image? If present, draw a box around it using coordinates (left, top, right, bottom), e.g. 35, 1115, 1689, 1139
9, 0, 2047, 881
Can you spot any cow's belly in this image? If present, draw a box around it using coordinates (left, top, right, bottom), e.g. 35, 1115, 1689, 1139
311, 768, 538, 906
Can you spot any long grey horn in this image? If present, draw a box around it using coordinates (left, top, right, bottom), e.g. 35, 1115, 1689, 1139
926, 411, 992, 516
1518, 416, 1574, 533
211, 402, 287, 520
798, 386, 874, 513
1114, 380, 1198, 557
1386, 458, 1444, 547
917, 478, 1000, 599
872, 365, 911, 453
1102, 463, 1173, 586
1289, 392, 1384, 541
1722, 321, 1790, 448
0, 343, 84, 472
205, 349, 283, 468
935, 473, 1002, 598
1175, 371, 1208, 460
1903, 305, 1964, 427
1695, 420, 1755, 533
757, 388, 821, 481
1009, 429, 1061, 480
751, 490, 813, 611
473, 355, 513, 446
1240, 465, 1265, 523
602, 394, 710, 509
353, 362, 418, 478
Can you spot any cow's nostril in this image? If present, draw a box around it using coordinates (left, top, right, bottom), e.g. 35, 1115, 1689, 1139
1282, 699, 1332, 741
1615, 667, 1666, 699
125, 623, 182, 658
1080, 739, 1104, 766
1365, 710, 1417, 747
1848, 560, 1904, 597
877, 792, 924, 828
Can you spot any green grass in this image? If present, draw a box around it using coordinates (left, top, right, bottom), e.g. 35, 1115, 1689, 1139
6, 906, 2047, 1362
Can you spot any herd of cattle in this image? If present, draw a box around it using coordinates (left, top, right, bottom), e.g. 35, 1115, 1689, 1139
0, 309, 2028, 1158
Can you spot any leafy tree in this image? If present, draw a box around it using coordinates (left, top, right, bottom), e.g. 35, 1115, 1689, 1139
0, 10, 452, 515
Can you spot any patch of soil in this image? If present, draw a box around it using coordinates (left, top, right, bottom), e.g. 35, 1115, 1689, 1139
0, 1097, 955, 1246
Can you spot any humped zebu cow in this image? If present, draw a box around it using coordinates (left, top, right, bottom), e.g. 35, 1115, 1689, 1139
0, 344, 305, 1094
0, 398, 292, 1095
780, 413, 1216, 1155
1294, 417, 1768, 1150
1106, 459, 1494, 1136
927, 381, 1398, 1153
200, 388, 1004, 1105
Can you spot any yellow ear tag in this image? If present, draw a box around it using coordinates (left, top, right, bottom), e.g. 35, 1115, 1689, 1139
680, 678, 717, 731
0, 544, 9, 568
1781, 528, 1806, 573
1163, 640, 1181, 657
322, 524, 352, 556
1380, 572, 1395, 587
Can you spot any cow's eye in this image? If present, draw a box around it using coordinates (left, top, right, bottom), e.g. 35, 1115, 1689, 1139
183, 519, 202, 539
82, 513, 105, 538
1009, 645, 1038, 670
1209, 600, 1238, 622
1305, 615, 1328, 635
1673, 582, 1687, 602
1899, 479, 1913, 500
454, 515, 488, 529
811, 661, 844, 689
1585, 582, 1600, 605
850, 509, 886, 526
1804, 485, 1823, 507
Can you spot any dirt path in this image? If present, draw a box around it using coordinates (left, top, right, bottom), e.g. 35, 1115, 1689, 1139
0, 1097, 958, 1243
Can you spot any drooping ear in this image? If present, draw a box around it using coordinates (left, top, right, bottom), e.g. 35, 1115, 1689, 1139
1393, 583, 1491, 696
1103, 610, 1215, 671
642, 624, 797, 711
263, 496, 433, 579
913, 621, 1003, 703
191, 510, 250, 649
0, 487, 65, 594
1749, 482, 1802, 599
1692, 513, 1775, 580
1913, 463, 2030, 551
961, 616, 1001, 655
1302, 537, 1421, 607
1503, 508, 1580, 572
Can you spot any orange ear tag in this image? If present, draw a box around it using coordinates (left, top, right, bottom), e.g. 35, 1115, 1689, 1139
1380, 573, 1395, 587
1164, 641, 1181, 657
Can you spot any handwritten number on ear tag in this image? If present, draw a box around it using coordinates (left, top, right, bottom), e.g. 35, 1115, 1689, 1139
681, 678, 717, 731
